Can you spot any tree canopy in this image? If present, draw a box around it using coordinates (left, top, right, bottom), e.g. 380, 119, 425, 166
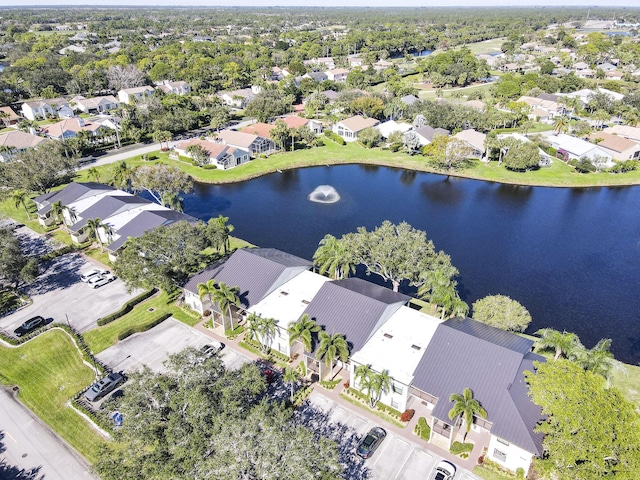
131, 163, 193, 208
471, 294, 532, 332
94, 348, 343, 480
526, 360, 640, 480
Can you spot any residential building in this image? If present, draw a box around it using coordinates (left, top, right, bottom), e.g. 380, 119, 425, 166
587, 132, 640, 160
516, 96, 563, 119
303, 71, 328, 83
376, 120, 412, 140
548, 133, 614, 166
0, 130, 46, 161
399, 94, 419, 106
453, 129, 487, 159
333, 115, 380, 142
242, 122, 275, 138
156, 80, 191, 95
41, 117, 113, 140
172, 138, 250, 169
21, 98, 73, 121
303, 57, 335, 71
325, 68, 349, 82
603, 125, 640, 143
118, 86, 155, 105
409, 125, 450, 147
71, 95, 120, 114
0, 106, 20, 125
219, 87, 258, 109
216, 129, 275, 156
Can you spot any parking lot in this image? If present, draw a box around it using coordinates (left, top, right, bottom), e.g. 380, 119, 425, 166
0, 227, 139, 335
96, 318, 251, 374
303, 392, 480, 480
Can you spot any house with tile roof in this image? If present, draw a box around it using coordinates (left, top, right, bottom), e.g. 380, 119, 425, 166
333, 115, 380, 142
41, 117, 113, 140
453, 129, 487, 159
173, 138, 250, 169
242, 122, 275, 138
587, 132, 640, 160
0, 131, 46, 160
325, 68, 349, 82
216, 129, 275, 156
0, 106, 20, 126
118, 86, 155, 105
219, 87, 257, 109
603, 125, 640, 143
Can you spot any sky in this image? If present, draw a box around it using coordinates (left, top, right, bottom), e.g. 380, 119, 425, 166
0, 1, 638, 7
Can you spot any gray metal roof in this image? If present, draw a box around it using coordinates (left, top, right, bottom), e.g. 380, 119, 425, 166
183, 248, 312, 309
34, 182, 115, 215
302, 278, 408, 354
415, 125, 450, 142
412, 317, 544, 455
107, 210, 197, 252
69, 195, 150, 233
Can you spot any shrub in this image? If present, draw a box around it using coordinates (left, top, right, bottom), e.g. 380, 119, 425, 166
414, 417, 431, 440
574, 158, 596, 173
401, 408, 415, 422
97, 288, 157, 326
343, 380, 350, 389
202, 164, 218, 169
608, 159, 638, 173
292, 385, 313, 407
319, 379, 341, 390
202, 309, 211, 317
117, 312, 171, 340
224, 325, 245, 340
389, 142, 402, 152
450, 441, 474, 456
324, 130, 346, 145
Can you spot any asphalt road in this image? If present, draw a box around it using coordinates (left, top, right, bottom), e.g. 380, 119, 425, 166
0, 387, 96, 480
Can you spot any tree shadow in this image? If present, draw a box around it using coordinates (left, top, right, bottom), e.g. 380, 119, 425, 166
0, 432, 45, 480
26, 253, 85, 296
294, 402, 370, 479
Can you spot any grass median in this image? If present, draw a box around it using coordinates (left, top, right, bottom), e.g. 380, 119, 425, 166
0, 329, 106, 462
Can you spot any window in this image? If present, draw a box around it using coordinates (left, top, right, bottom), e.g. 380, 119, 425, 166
392, 383, 403, 395
391, 399, 399, 409
497, 438, 510, 447
493, 449, 507, 462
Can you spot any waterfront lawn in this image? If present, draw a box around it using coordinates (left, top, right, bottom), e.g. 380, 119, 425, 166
0, 329, 105, 462
83, 289, 198, 354
611, 363, 640, 408
76, 140, 640, 188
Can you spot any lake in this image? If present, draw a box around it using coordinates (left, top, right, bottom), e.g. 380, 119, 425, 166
182, 165, 640, 364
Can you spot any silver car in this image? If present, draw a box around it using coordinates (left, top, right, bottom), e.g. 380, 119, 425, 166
91, 273, 116, 289
84, 373, 124, 402
430, 460, 456, 480
80, 268, 107, 282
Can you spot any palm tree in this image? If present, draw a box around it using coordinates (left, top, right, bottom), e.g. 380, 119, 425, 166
570, 338, 623, 382
316, 331, 349, 380
245, 313, 278, 353
50, 200, 64, 226
354, 364, 393, 408
87, 167, 101, 183
197, 278, 217, 314
209, 215, 234, 254
0, 111, 10, 128
211, 282, 240, 331
535, 328, 582, 361
111, 160, 132, 191
448, 388, 487, 442
552, 115, 569, 134
152, 130, 172, 150
85, 217, 106, 251
12, 190, 32, 220
313, 234, 356, 280
162, 191, 184, 212
283, 367, 298, 403
288, 313, 320, 354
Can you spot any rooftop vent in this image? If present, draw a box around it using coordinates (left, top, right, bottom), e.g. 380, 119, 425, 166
383, 333, 393, 339
301, 299, 310, 304
280, 291, 289, 296
411, 344, 421, 351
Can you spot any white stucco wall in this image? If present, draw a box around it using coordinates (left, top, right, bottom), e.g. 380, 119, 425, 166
487, 435, 534, 474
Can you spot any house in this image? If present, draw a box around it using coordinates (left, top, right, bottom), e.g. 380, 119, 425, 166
280, 115, 309, 130
321, 90, 340, 102
303, 71, 328, 83
71, 95, 120, 114
562, 88, 624, 107
399, 94, 419, 106
156, 80, 191, 95
21, 98, 73, 121
182, 248, 312, 328
303, 57, 335, 71
117, 86, 155, 105
59, 45, 86, 55
376, 120, 412, 140
242, 122, 275, 138
325, 68, 349, 82
603, 125, 640, 143
216, 129, 275, 156
587, 132, 640, 161
347, 56, 364, 68
33, 182, 116, 227
604, 70, 624, 81
548, 133, 614, 166
0, 131, 46, 160
516, 96, 563, 119
0, 106, 20, 126
410, 317, 545, 474
299, 277, 410, 379
41, 117, 113, 140
219, 87, 257, 109
453, 129, 487, 159
172, 138, 250, 169
333, 115, 380, 142
374, 59, 394, 72
410, 125, 450, 147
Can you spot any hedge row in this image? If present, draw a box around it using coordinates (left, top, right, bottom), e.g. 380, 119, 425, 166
97, 288, 158, 326
116, 312, 172, 341
323, 130, 346, 146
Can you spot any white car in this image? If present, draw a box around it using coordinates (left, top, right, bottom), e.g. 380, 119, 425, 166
430, 460, 456, 480
201, 341, 224, 358
80, 268, 107, 282
91, 273, 116, 289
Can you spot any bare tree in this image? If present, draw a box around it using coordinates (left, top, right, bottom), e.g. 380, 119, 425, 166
107, 65, 146, 92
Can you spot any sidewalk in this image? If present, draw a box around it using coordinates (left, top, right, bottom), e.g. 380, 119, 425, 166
190, 317, 482, 475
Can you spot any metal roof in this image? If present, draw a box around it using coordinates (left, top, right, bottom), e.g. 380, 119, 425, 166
69, 195, 150, 233
412, 317, 544, 455
183, 248, 312, 309
34, 182, 115, 215
301, 278, 408, 354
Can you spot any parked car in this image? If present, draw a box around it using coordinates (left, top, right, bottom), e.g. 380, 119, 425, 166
80, 268, 107, 282
91, 273, 116, 289
84, 372, 125, 402
429, 460, 456, 480
356, 427, 386, 459
201, 341, 224, 358
0, 219, 23, 231
13, 316, 46, 337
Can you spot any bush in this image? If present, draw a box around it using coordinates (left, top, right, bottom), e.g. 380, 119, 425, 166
343, 380, 350, 389
41, 245, 73, 261
202, 164, 218, 169
117, 312, 171, 341
319, 379, 341, 390
97, 288, 157, 326
292, 385, 313, 407
401, 408, 415, 422
608, 159, 638, 173
224, 325, 245, 340
574, 158, 596, 173
202, 309, 211, 317
324, 130, 346, 146
390, 142, 403, 152
450, 441, 474, 456
414, 417, 431, 440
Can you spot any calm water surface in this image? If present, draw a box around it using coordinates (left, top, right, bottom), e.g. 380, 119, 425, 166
183, 165, 640, 364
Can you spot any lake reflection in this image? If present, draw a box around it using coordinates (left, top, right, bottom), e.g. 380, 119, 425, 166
182, 164, 640, 364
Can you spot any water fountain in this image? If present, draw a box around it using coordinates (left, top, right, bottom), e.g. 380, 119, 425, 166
308, 185, 340, 204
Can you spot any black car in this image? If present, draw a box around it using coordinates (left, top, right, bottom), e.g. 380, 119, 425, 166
14, 316, 46, 337
356, 427, 386, 459
84, 372, 125, 402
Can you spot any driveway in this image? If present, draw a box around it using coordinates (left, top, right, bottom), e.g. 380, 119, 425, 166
96, 318, 252, 374
302, 391, 480, 480
0, 250, 139, 335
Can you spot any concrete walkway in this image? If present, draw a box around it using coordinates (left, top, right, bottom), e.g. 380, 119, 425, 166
190, 318, 482, 476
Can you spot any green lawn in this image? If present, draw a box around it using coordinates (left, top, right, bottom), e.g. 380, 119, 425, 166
83, 290, 200, 354
473, 465, 514, 480
611, 363, 640, 408
0, 329, 106, 462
